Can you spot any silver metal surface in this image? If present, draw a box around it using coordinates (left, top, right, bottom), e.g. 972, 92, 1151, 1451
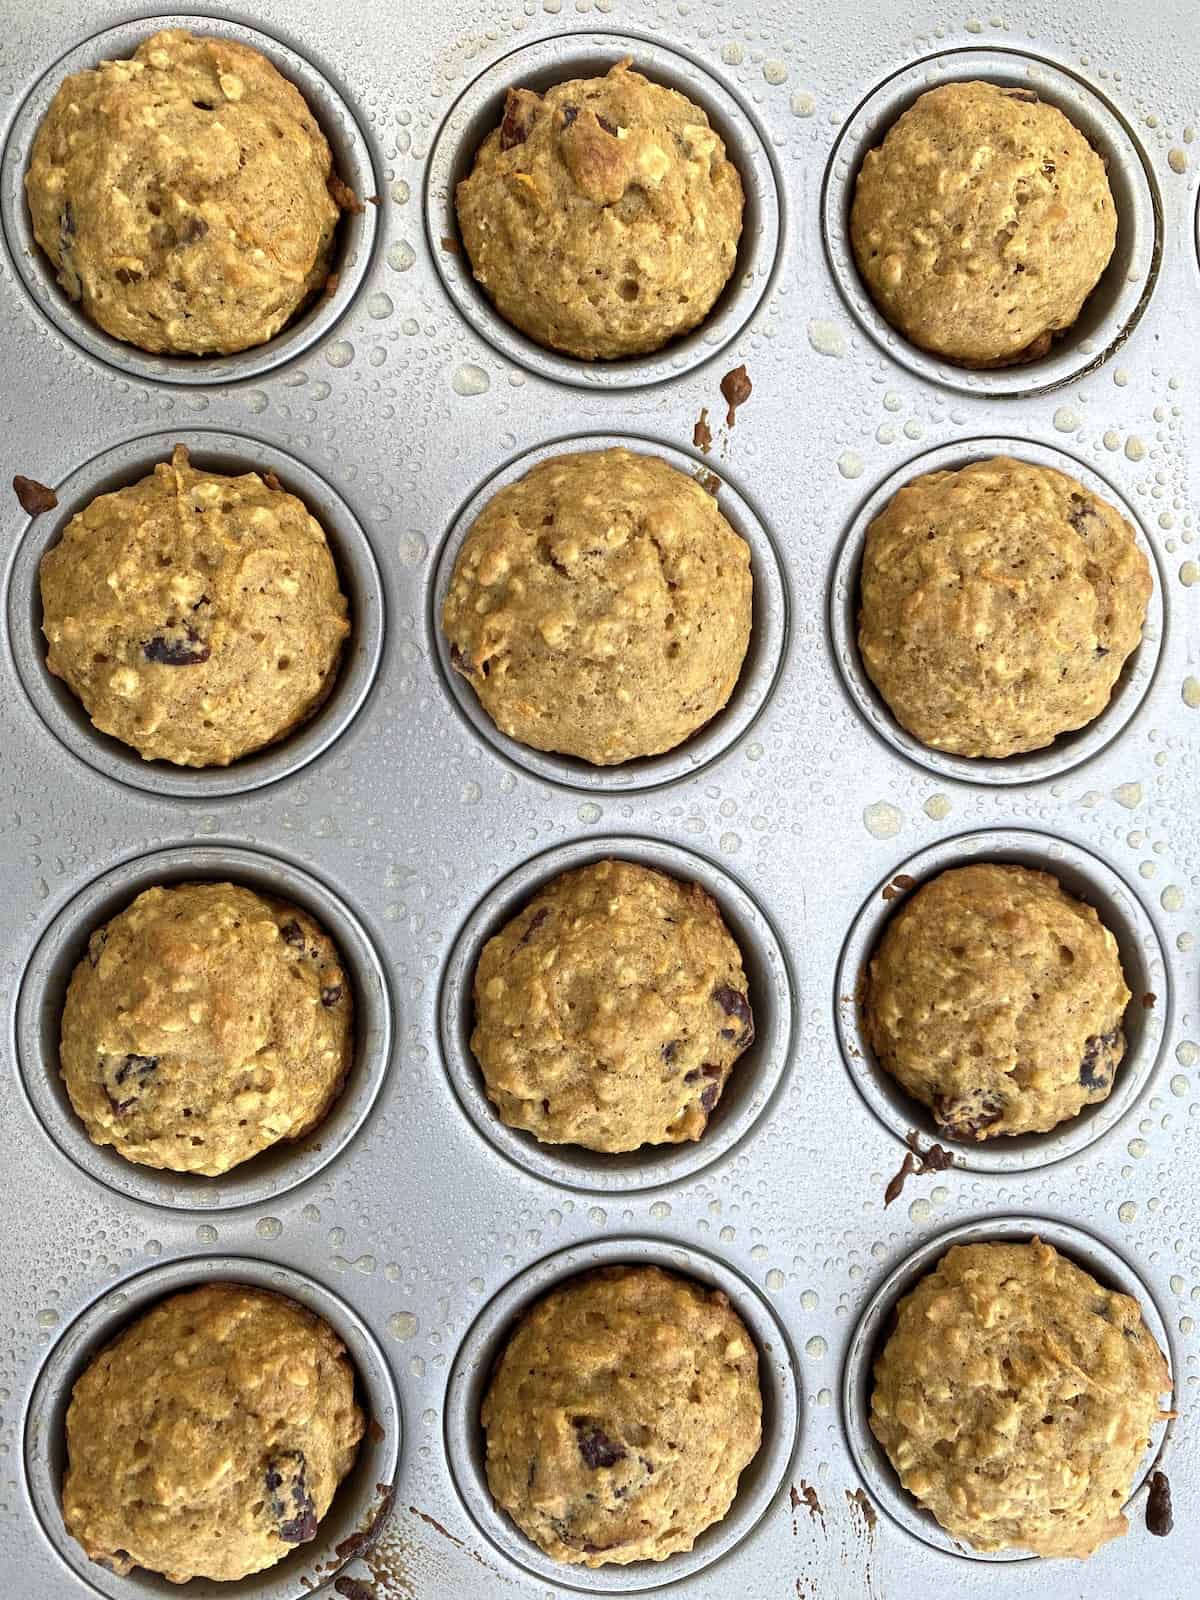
0, 2, 1197, 1598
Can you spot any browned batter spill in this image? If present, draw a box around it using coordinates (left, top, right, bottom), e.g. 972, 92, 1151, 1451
1146, 1469, 1173, 1536
693, 406, 713, 453
13, 474, 58, 514
884, 1130, 957, 1207
720, 363, 752, 426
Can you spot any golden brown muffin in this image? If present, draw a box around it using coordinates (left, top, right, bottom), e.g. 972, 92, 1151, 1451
471, 860, 753, 1152
63, 1283, 364, 1581
60, 882, 352, 1176
442, 448, 752, 764
40, 445, 349, 768
482, 1265, 761, 1565
864, 863, 1130, 1140
871, 1238, 1171, 1557
858, 457, 1150, 758
850, 81, 1116, 367
26, 28, 344, 355
455, 60, 744, 359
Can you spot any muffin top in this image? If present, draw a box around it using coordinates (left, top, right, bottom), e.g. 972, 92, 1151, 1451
871, 1238, 1171, 1557
864, 863, 1130, 1140
60, 881, 352, 1176
471, 860, 754, 1152
850, 81, 1116, 367
455, 59, 744, 359
442, 448, 752, 765
482, 1265, 762, 1565
26, 28, 344, 355
63, 1283, 364, 1582
40, 445, 349, 768
858, 456, 1150, 758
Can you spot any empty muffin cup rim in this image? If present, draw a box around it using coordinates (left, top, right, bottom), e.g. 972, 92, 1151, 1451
841, 1214, 1175, 1562
438, 834, 797, 1193
429, 432, 788, 793
833, 826, 1171, 1174
12, 842, 395, 1213
828, 436, 1165, 786
444, 1235, 800, 1591
424, 30, 783, 390
5, 426, 385, 799
22, 1253, 402, 1599
821, 46, 1162, 397
0, 11, 380, 385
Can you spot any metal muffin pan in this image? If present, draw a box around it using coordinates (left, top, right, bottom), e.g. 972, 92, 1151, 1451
0, 1, 1197, 1597
6, 428, 386, 798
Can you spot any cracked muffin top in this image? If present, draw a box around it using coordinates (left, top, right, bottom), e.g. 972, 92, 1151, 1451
871, 1238, 1171, 1557
864, 863, 1131, 1141
40, 444, 349, 768
471, 860, 754, 1152
63, 1283, 364, 1582
455, 59, 744, 359
482, 1265, 762, 1566
442, 447, 753, 766
26, 28, 346, 355
850, 81, 1117, 367
60, 881, 353, 1176
858, 456, 1151, 759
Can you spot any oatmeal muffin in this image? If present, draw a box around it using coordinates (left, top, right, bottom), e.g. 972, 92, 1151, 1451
858, 456, 1150, 758
471, 860, 754, 1152
850, 81, 1116, 367
40, 445, 349, 768
442, 448, 752, 764
63, 1283, 364, 1581
60, 882, 352, 1175
871, 1238, 1171, 1557
482, 1265, 761, 1565
864, 863, 1130, 1141
455, 59, 744, 359
26, 28, 346, 355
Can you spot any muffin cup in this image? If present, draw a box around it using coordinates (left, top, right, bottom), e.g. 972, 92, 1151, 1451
23, 1255, 401, 1599
425, 32, 783, 388
0, 14, 379, 384
841, 1215, 1175, 1561
430, 434, 787, 792
438, 835, 796, 1193
13, 844, 394, 1212
833, 827, 1171, 1174
444, 1236, 799, 1590
821, 47, 1161, 397
828, 437, 1165, 785
5, 428, 385, 799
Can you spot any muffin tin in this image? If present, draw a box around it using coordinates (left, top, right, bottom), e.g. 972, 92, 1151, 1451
0, 3, 1195, 1597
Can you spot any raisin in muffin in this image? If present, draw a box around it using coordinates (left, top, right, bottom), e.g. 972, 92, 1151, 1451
850, 81, 1116, 367
63, 1283, 364, 1581
858, 457, 1150, 758
871, 1238, 1171, 1557
40, 445, 349, 767
442, 448, 752, 765
864, 863, 1130, 1140
26, 28, 346, 355
471, 860, 754, 1152
482, 1265, 761, 1565
455, 59, 743, 359
60, 882, 352, 1175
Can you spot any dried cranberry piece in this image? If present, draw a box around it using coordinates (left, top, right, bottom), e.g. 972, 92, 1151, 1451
266, 1450, 318, 1544
596, 114, 619, 136
500, 87, 540, 151
932, 1092, 1003, 1140
661, 1039, 680, 1064
280, 921, 306, 947
519, 906, 550, 944
321, 984, 343, 1007
143, 628, 210, 666
449, 642, 476, 677
102, 1053, 159, 1114
1079, 1026, 1122, 1090
1066, 491, 1095, 536
562, 104, 579, 129
572, 1419, 625, 1470
712, 985, 754, 1046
